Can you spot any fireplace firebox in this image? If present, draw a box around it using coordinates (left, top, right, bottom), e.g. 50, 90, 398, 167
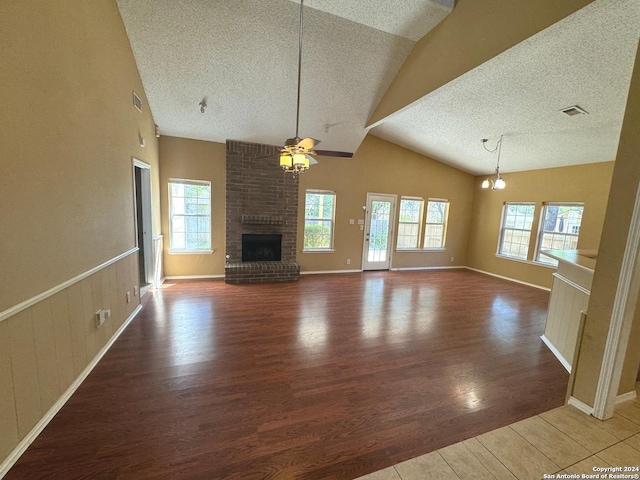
242, 234, 282, 262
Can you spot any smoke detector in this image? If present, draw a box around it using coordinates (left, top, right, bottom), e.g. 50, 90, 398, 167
560, 105, 588, 117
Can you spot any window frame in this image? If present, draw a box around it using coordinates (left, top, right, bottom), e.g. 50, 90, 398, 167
303, 189, 336, 252
534, 202, 584, 266
423, 199, 449, 250
497, 202, 536, 261
396, 196, 425, 250
168, 178, 212, 254
394, 197, 449, 252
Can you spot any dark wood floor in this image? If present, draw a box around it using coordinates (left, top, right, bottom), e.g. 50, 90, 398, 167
6, 270, 569, 480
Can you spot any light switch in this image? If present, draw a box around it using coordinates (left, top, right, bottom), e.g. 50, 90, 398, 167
349, 219, 355, 225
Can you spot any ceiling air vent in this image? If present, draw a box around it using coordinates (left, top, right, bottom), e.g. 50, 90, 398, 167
560, 105, 588, 117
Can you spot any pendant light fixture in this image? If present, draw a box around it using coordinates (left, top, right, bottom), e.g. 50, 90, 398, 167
272, 0, 354, 174
481, 135, 506, 190
279, 0, 311, 175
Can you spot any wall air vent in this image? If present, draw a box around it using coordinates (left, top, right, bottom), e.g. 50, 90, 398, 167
560, 105, 588, 117
133, 91, 142, 112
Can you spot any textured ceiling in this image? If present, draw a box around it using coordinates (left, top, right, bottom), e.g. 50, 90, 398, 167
288, 0, 453, 41
371, 0, 640, 174
117, 0, 452, 154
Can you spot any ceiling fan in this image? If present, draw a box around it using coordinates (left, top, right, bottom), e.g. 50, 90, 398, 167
277, 0, 353, 175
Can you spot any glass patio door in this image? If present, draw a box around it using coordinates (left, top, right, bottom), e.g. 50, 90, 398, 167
362, 193, 396, 270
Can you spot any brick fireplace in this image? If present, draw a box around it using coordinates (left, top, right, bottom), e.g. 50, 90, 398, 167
225, 140, 301, 283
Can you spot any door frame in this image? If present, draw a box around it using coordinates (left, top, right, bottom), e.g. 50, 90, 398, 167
132, 158, 153, 286
361, 192, 397, 271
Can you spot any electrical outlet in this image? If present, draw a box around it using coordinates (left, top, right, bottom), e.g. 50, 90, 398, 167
346, 259, 351, 265
134, 285, 139, 296
450, 256, 454, 262
126, 291, 131, 303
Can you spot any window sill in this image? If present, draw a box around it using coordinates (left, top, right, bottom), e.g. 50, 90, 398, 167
495, 254, 556, 269
302, 249, 335, 253
169, 249, 214, 255
396, 248, 446, 253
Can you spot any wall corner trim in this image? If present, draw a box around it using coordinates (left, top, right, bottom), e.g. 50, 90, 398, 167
0, 248, 139, 323
568, 396, 594, 415
0, 304, 143, 478
593, 182, 640, 420
540, 335, 572, 373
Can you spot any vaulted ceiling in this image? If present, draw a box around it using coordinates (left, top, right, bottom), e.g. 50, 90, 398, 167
117, 0, 640, 175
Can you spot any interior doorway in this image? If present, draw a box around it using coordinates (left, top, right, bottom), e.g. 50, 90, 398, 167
362, 193, 396, 270
133, 159, 153, 287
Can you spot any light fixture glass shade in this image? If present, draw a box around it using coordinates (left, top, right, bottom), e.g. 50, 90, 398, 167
280, 154, 292, 168
293, 153, 306, 166
481, 179, 490, 189
494, 177, 506, 189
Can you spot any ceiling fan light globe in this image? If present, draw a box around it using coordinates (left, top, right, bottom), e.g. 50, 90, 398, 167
293, 153, 306, 166
481, 179, 490, 189
494, 177, 506, 189
280, 154, 292, 168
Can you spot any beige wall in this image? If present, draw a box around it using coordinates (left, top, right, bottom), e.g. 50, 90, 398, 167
156, 135, 474, 276
0, 253, 140, 464
0, 0, 158, 467
573, 42, 640, 404
159, 136, 226, 277
466, 162, 614, 289
368, 0, 595, 126
298, 135, 475, 272
0, 0, 159, 312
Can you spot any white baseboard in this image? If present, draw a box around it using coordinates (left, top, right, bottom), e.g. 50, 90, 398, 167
464, 267, 551, 291
164, 274, 225, 280
566, 391, 636, 417
616, 390, 638, 404
540, 335, 571, 373
568, 396, 594, 415
0, 304, 143, 478
301, 269, 362, 275
390, 266, 465, 271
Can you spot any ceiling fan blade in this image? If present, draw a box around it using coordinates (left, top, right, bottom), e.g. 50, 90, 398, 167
314, 150, 353, 158
285, 136, 300, 147
297, 137, 319, 150
305, 154, 318, 165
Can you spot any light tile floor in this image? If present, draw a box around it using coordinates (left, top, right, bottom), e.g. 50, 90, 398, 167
357, 385, 640, 480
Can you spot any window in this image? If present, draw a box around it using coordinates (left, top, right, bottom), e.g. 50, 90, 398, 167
424, 200, 449, 249
397, 197, 424, 249
498, 203, 535, 260
168, 179, 211, 253
536, 203, 584, 265
304, 190, 335, 251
